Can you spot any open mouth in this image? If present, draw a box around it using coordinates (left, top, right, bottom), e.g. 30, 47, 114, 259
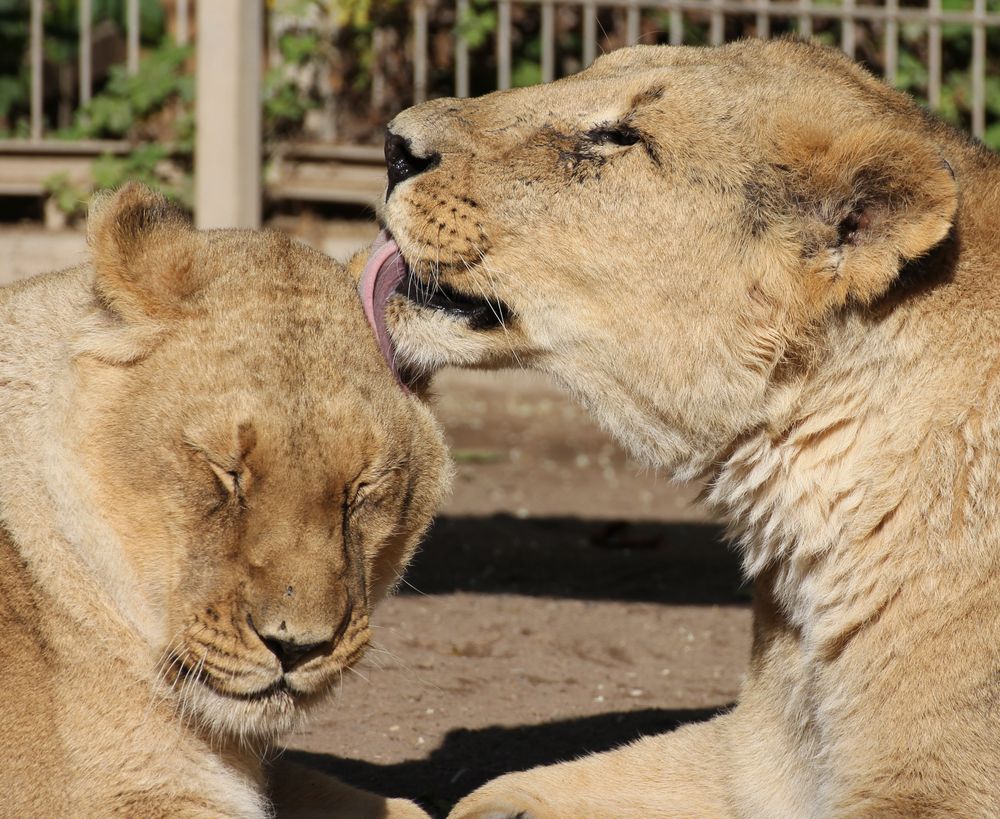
359, 230, 512, 389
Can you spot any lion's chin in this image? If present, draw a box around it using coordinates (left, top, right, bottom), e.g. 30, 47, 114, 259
179, 677, 302, 742
387, 292, 528, 381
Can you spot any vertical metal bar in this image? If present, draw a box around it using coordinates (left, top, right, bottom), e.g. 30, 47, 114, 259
127, 0, 140, 75
798, 0, 812, 38
541, 0, 555, 82
841, 0, 855, 58
497, 0, 512, 90
670, 0, 683, 46
372, 28, 386, 108
627, 1, 641, 46
755, 0, 770, 40
413, 2, 428, 104
583, 2, 597, 66
972, 0, 986, 138
884, 0, 898, 85
30, 0, 42, 140
927, 0, 941, 110
710, 0, 724, 45
267, 3, 281, 69
79, 0, 92, 106
176, 0, 189, 46
456, 0, 470, 97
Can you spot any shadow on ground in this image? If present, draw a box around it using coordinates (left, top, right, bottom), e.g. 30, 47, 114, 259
404, 515, 747, 605
289, 705, 729, 816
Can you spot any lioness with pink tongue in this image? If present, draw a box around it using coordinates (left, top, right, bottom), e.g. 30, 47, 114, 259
359, 39, 1000, 818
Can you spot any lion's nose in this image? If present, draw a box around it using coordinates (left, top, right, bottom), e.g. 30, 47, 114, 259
385, 130, 440, 199
248, 601, 354, 674
261, 636, 327, 673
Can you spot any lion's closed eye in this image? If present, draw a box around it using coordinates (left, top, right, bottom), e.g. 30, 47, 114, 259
348, 460, 411, 520
206, 460, 247, 497
586, 123, 642, 147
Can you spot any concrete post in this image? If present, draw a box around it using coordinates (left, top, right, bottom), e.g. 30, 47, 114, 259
195, 0, 262, 230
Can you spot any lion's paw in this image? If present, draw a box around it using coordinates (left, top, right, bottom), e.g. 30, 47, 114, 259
448, 778, 556, 819
385, 796, 434, 819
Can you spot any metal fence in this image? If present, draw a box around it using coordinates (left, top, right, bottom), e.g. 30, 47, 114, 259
26, 0, 191, 141
15, 1, 1000, 143
3, 0, 998, 220
412, 0, 999, 139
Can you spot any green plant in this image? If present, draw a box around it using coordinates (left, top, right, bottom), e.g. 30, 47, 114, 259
43, 171, 89, 219
263, 28, 322, 138
44, 41, 193, 218
64, 42, 193, 140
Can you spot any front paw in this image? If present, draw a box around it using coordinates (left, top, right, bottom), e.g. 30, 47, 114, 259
448, 777, 555, 819
385, 797, 433, 819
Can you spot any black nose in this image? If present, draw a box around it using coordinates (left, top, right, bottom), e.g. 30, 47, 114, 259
261, 636, 329, 674
385, 131, 440, 199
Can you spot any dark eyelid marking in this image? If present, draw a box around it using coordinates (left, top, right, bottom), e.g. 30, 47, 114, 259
586, 122, 643, 147
586, 120, 663, 168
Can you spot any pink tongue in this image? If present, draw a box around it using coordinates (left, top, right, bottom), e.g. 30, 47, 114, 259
359, 230, 408, 389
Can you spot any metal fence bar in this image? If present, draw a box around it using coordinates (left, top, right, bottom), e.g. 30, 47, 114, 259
30, 0, 42, 140
413, 1, 429, 104
176, 0, 189, 46
928, 0, 941, 110
542, 0, 556, 81
972, 0, 986, 138
710, 0, 724, 46
582, 2, 597, 66
127, 0, 140, 75
506, 0, 1000, 26
456, 0, 470, 97
841, 0, 855, 58
498, 0, 512, 89
268, 7, 281, 69
884, 0, 898, 84
79, 0, 92, 106
798, 0, 812, 38
670, 0, 683, 45
627, 0, 641, 45
756, 0, 770, 39
372, 27, 386, 108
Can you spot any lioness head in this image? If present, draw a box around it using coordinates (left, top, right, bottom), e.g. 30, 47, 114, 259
72, 184, 449, 740
366, 39, 959, 474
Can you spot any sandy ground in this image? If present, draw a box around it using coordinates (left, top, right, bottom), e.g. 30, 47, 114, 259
3, 226, 750, 815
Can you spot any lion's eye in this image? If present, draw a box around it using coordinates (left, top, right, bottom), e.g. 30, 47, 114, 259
207, 461, 244, 497
587, 124, 641, 147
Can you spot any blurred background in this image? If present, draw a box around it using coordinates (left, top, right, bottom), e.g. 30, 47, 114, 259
0, 1, 996, 813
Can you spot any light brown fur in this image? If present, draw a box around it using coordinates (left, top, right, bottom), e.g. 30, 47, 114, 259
377, 39, 1000, 817
0, 184, 448, 817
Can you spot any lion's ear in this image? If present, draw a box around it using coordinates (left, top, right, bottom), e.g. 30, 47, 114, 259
87, 182, 201, 323
79, 183, 201, 363
777, 123, 958, 305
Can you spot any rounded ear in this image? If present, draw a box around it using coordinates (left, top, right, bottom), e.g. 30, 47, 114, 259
78, 184, 202, 364
775, 123, 958, 305
87, 182, 200, 323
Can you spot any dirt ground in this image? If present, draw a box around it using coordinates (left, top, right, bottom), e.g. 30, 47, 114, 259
2, 225, 751, 816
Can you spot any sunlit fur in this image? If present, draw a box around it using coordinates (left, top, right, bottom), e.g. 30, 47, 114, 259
381, 39, 1000, 817
0, 184, 447, 818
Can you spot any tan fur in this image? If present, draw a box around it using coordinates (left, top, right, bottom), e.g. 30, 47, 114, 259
377, 39, 1000, 817
0, 184, 448, 818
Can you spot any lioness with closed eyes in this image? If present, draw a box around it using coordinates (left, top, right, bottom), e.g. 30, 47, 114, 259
0, 183, 447, 817
362, 38, 1000, 817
